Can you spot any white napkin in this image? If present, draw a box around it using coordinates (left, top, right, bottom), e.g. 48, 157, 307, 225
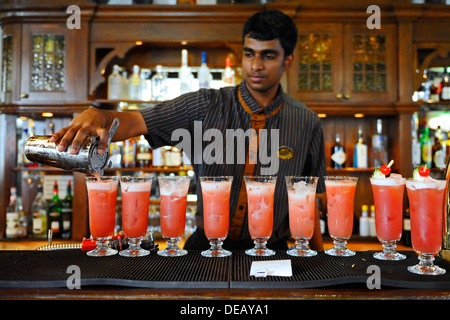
250, 260, 292, 277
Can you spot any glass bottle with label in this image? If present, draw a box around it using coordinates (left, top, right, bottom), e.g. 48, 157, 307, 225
32, 184, 48, 239
180, 49, 193, 95
123, 137, 137, 168
129, 65, 141, 100
330, 133, 346, 169
371, 119, 388, 168
47, 180, 62, 238
152, 65, 167, 101
420, 122, 433, 168
6, 187, 19, 239
136, 135, 152, 168
107, 64, 122, 100
198, 51, 212, 89
439, 67, 450, 101
61, 180, 73, 239
222, 57, 235, 87
353, 125, 368, 168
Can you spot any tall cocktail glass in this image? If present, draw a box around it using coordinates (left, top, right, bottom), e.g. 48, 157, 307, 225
370, 174, 406, 260
285, 176, 318, 257
324, 176, 358, 257
85, 176, 119, 257
120, 176, 152, 257
406, 177, 447, 275
200, 176, 233, 257
158, 175, 190, 257
244, 176, 277, 256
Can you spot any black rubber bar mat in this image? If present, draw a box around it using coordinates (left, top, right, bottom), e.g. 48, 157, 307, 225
0, 250, 449, 289
0, 250, 231, 289
231, 251, 450, 289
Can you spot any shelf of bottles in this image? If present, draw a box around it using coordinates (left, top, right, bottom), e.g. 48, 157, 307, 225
412, 66, 450, 176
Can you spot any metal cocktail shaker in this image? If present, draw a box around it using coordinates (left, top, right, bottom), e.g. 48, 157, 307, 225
24, 118, 120, 176
442, 156, 450, 262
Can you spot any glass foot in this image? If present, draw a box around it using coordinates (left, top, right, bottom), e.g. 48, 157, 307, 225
119, 238, 150, 257
287, 239, 317, 257
408, 253, 446, 275
374, 240, 406, 261
86, 238, 117, 257
201, 238, 231, 257
157, 237, 187, 257
245, 238, 275, 256
325, 237, 355, 257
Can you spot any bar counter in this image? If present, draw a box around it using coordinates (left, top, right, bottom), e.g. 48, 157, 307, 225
0, 239, 449, 302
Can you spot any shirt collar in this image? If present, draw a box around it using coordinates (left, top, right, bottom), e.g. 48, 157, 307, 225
238, 80, 284, 115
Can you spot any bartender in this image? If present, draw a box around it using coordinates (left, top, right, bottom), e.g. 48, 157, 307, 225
50, 9, 327, 251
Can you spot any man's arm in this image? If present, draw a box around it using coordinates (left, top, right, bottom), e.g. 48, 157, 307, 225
49, 108, 147, 155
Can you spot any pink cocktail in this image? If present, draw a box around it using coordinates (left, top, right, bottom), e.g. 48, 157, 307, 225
86, 176, 119, 257
406, 177, 447, 275
200, 176, 233, 257
286, 176, 318, 257
325, 176, 358, 257
120, 176, 152, 257
244, 176, 277, 256
370, 174, 406, 260
158, 175, 190, 257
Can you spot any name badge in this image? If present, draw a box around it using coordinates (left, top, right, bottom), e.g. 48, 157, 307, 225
277, 146, 294, 160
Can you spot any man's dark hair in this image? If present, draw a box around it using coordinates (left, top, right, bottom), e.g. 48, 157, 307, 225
243, 9, 298, 58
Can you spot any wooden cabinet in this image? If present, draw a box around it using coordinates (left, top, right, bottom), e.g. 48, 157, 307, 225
289, 22, 397, 105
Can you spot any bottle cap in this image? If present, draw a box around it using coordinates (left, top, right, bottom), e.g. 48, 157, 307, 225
362, 204, 368, 211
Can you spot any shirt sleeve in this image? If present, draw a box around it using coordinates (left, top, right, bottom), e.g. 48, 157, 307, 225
138, 89, 210, 149
302, 120, 327, 194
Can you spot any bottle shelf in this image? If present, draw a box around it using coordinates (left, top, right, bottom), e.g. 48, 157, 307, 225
14, 165, 193, 174
326, 167, 375, 173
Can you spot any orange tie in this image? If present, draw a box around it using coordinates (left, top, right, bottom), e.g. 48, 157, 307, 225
228, 88, 283, 240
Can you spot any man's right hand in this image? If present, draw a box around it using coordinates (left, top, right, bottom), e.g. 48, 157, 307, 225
49, 107, 112, 155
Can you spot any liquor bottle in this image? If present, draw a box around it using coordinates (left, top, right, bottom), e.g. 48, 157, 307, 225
32, 183, 48, 239
140, 68, 152, 101
402, 208, 411, 247
353, 125, 368, 169
411, 115, 421, 168
47, 180, 62, 238
17, 128, 27, 167
180, 49, 193, 95
316, 198, 327, 236
198, 52, 212, 89
359, 205, 370, 237
109, 141, 123, 168
47, 121, 55, 135
369, 205, 376, 237
152, 65, 167, 101
108, 64, 122, 100
432, 125, 445, 168
121, 71, 129, 100
6, 187, 19, 239
129, 65, 141, 100
16, 196, 27, 238
61, 181, 73, 239
122, 137, 136, 168
136, 135, 152, 167
371, 119, 388, 168
420, 122, 433, 168
330, 133, 346, 168
222, 57, 235, 87
439, 67, 450, 101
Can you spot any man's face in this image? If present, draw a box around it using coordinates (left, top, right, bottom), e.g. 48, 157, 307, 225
242, 35, 293, 96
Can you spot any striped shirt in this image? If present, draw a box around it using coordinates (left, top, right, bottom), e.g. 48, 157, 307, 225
139, 81, 327, 245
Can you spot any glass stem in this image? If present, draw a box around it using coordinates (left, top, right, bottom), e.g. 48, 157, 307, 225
295, 238, 309, 252
419, 253, 436, 269
128, 237, 142, 251
166, 237, 180, 252
209, 239, 224, 251
253, 238, 268, 250
382, 240, 397, 255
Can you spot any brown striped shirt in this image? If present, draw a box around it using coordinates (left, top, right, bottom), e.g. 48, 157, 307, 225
139, 81, 326, 244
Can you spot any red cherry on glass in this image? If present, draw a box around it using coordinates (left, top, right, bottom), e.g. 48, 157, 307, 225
380, 160, 394, 175
418, 164, 430, 177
